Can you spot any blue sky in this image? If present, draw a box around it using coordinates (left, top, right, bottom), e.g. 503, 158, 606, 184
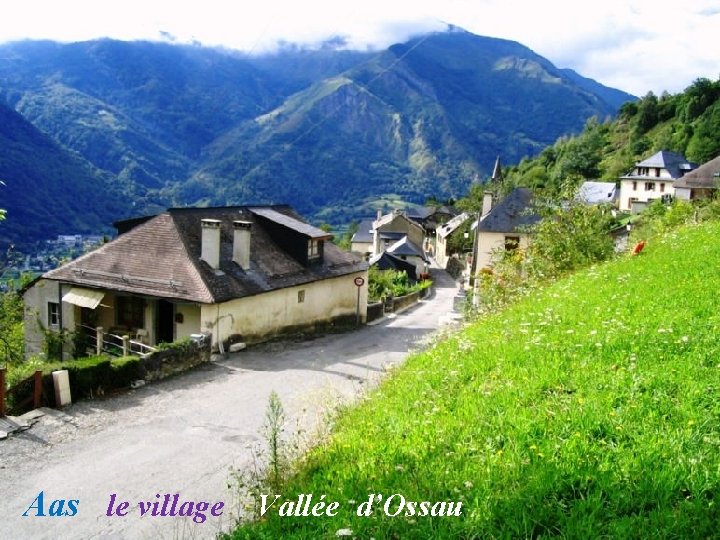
1, 0, 718, 96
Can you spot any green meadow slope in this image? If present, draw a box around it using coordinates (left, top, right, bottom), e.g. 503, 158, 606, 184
231, 222, 720, 539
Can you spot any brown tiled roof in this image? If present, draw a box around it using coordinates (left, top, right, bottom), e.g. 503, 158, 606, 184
44, 206, 367, 304
673, 155, 720, 189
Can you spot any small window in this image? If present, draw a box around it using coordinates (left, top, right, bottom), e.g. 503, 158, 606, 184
504, 236, 520, 252
297, 290, 306, 303
117, 296, 145, 329
632, 181, 637, 191
660, 183, 665, 193
308, 240, 320, 259
48, 302, 60, 327
645, 182, 656, 192
655, 168, 661, 177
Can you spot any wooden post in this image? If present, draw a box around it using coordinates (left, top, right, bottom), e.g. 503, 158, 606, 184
122, 335, 130, 357
96, 326, 103, 355
33, 370, 43, 409
0, 367, 6, 417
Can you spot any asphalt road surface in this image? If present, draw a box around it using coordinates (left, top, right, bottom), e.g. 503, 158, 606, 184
0, 269, 461, 539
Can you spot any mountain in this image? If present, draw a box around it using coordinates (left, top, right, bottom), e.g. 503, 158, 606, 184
0, 101, 133, 248
0, 29, 635, 241
192, 30, 634, 220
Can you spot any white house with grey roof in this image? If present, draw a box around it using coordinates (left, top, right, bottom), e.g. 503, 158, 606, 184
23, 205, 368, 358
619, 150, 697, 211
472, 188, 540, 271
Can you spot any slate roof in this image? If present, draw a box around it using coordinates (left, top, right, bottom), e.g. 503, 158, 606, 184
623, 150, 697, 179
576, 181, 618, 204
437, 212, 470, 239
387, 236, 428, 262
374, 211, 425, 232
43, 205, 367, 304
673, 155, 720, 189
350, 219, 375, 244
477, 188, 540, 233
405, 205, 457, 221
368, 251, 418, 280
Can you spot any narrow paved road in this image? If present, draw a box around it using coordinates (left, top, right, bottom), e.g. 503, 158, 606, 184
0, 269, 461, 540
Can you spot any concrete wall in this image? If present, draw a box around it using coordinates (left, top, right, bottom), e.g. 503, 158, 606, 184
200, 271, 369, 345
475, 232, 530, 271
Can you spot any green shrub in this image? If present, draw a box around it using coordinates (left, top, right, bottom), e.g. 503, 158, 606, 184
368, 266, 428, 302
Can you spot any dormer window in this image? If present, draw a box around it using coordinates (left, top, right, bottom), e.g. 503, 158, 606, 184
308, 239, 321, 259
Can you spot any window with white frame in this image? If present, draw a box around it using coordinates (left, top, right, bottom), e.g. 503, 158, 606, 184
48, 302, 60, 327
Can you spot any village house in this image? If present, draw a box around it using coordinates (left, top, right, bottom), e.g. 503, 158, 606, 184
23, 205, 368, 358
618, 150, 696, 212
350, 209, 426, 258
349, 218, 375, 257
435, 212, 471, 269
673, 154, 720, 201
405, 205, 457, 234
472, 188, 540, 272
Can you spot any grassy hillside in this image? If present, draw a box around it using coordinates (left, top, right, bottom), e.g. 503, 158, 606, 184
501, 77, 720, 195
230, 221, 720, 538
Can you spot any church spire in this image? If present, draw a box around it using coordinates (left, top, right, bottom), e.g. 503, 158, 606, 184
491, 155, 503, 183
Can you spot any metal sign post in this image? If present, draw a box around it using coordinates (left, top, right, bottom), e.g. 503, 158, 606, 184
354, 276, 365, 325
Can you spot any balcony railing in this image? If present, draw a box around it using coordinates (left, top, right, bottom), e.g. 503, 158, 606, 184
77, 325, 157, 358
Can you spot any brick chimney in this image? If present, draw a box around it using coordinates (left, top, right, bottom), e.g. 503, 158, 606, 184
200, 219, 221, 269
232, 220, 252, 270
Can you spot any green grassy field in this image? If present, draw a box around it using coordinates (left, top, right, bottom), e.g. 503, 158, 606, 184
229, 222, 720, 539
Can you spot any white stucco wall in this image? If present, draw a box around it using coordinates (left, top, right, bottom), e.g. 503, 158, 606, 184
200, 271, 368, 345
23, 279, 77, 359
475, 232, 530, 271
619, 179, 674, 210
175, 303, 202, 340
350, 240, 372, 255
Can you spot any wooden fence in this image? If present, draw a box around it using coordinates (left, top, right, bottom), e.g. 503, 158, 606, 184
1, 368, 43, 417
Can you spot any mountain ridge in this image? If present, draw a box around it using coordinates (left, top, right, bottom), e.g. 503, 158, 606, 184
0, 29, 635, 246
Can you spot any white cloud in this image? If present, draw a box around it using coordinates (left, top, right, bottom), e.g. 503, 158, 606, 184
1, 0, 719, 96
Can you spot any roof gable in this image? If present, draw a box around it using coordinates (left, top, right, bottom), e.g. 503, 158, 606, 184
45, 214, 215, 303
624, 150, 697, 179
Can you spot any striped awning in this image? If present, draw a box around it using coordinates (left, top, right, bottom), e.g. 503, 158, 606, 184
62, 287, 105, 309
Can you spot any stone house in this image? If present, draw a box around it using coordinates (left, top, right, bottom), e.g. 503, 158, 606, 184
23, 206, 368, 357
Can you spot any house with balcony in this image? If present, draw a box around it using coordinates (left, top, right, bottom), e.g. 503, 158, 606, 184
23, 206, 368, 358
618, 150, 697, 212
